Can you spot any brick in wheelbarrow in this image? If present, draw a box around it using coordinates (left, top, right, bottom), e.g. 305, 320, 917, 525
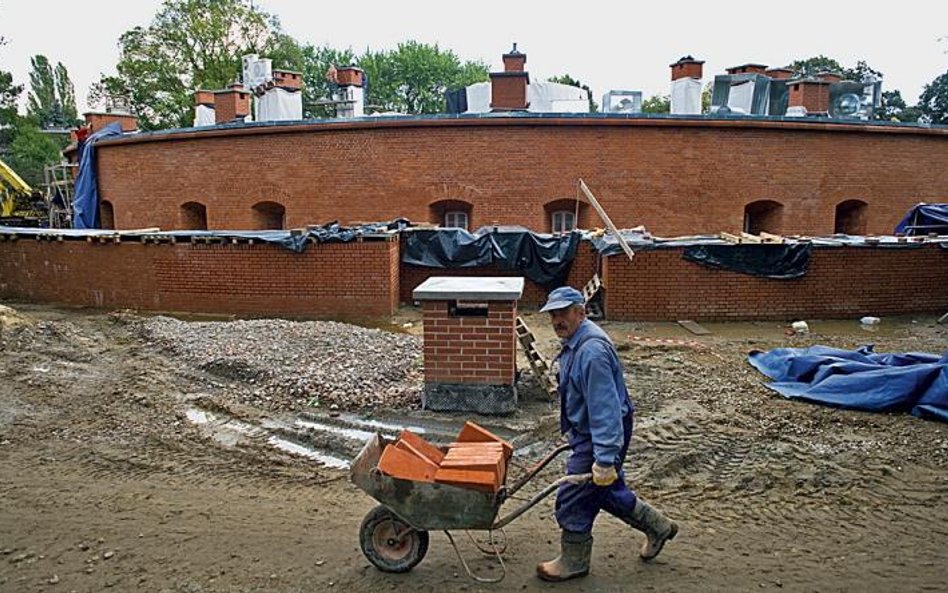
377, 441, 439, 482
456, 421, 513, 460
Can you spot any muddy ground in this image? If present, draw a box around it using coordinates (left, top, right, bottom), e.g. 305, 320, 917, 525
1, 303, 946, 593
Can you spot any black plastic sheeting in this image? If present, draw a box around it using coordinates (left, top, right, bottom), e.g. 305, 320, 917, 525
402, 228, 581, 288
682, 243, 811, 279
895, 203, 948, 236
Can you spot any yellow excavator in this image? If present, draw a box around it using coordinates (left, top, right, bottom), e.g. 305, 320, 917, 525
0, 158, 45, 225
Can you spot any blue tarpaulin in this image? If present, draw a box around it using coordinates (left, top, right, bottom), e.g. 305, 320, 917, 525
894, 203, 948, 236
748, 345, 948, 422
73, 123, 124, 229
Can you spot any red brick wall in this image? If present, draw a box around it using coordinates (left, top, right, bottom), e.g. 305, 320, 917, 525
399, 241, 600, 308
0, 239, 399, 319
94, 118, 948, 238
789, 82, 831, 114
602, 245, 948, 321
421, 300, 517, 385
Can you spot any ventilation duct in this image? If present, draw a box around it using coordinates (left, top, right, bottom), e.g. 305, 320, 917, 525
829, 80, 882, 120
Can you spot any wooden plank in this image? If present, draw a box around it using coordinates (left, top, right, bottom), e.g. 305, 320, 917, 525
678, 319, 712, 336
938, 312, 948, 325
579, 179, 635, 261
739, 232, 762, 244
759, 231, 785, 243
720, 232, 742, 244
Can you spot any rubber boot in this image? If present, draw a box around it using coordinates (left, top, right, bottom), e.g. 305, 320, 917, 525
626, 499, 678, 561
536, 530, 593, 582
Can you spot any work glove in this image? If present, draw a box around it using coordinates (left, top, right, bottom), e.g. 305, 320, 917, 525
591, 462, 618, 487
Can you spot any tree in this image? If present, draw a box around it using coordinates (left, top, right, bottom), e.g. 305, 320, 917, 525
92, 0, 301, 130
27, 56, 58, 125
875, 90, 921, 123
357, 41, 488, 114
54, 63, 79, 125
641, 95, 670, 114
786, 56, 883, 83
548, 74, 598, 112
7, 119, 63, 186
26, 55, 79, 128
298, 44, 356, 118
918, 71, 948, 124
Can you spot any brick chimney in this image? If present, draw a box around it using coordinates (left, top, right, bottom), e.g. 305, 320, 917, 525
788, 78, 832, 115
272, 69, 303, 90
194, 90, 215, 107
670, 55, 704, 81
83, 111, 138, 133
213, 83, 251, 124
765, 68, 795, 80
491, 44, 529, 111
335, 67, 364, 88
726, 63, 768, 75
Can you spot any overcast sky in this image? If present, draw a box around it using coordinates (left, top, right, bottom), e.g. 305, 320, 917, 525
2, 0, 947, 115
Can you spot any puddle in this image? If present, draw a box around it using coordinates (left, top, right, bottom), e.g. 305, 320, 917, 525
184, 404, 539, 470
267, 436, 350, 469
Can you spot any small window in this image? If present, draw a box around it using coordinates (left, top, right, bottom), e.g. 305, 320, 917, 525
444, 211, 468, 230
551, 210, 575, 234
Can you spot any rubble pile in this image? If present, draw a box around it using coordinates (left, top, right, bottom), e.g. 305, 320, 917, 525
135, 316, 423, 411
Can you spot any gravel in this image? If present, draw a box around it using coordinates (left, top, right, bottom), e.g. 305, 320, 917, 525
130, 316, 423, 411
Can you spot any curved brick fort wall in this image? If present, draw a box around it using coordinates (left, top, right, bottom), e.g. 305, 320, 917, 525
95, 116, 948, 236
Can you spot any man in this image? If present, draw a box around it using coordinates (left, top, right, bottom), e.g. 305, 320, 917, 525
536, 286, 678, 582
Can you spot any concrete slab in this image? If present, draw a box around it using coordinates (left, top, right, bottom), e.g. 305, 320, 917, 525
412, 276, 525, 301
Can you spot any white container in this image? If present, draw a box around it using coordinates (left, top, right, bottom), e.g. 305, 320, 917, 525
860, 316, 881, 326
791, 321, 809, 334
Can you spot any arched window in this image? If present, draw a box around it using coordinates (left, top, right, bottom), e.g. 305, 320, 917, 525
429, 200, 473, 231
743, 200, 784, 234
834, 199, 868, 235
444, 211, 469, 230
251, 201, 285, 230
99, 200, 115, 230
551, 211, 575, 233
544, 199, 588, 233
180, 201, 208, 230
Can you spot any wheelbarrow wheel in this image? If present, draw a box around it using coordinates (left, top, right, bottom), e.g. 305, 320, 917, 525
359, 505, 429, 573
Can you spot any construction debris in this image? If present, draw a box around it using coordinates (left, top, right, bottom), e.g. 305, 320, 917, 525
132, 315, 423, 411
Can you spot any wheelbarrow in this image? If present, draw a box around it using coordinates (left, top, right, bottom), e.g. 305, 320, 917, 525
350, 433, 590, 583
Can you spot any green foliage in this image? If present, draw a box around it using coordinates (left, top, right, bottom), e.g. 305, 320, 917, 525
641, 95, 670, 114
875, 90, 921, 122
0, 69, 23, 152
8, 119, 64, 187
26, 55, 79, 128
785, 56, 883, 83
547, 74, 598, 112
919, 71, 948, 125
93, 0, 296, 130
299, 45, 356, 118
358, 41, 488, 114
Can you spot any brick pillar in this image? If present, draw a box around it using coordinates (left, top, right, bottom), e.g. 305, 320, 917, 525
414, 277, 523, 414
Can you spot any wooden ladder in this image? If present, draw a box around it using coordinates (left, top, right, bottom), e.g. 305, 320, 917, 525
582, 273, 604, 320
515, 316, 558, 400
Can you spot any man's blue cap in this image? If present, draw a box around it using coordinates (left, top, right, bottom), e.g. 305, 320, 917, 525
540, 286, 585, 313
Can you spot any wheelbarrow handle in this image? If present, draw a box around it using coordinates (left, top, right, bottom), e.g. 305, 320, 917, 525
505, 443, 572, 498
491, 473, 592, 530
